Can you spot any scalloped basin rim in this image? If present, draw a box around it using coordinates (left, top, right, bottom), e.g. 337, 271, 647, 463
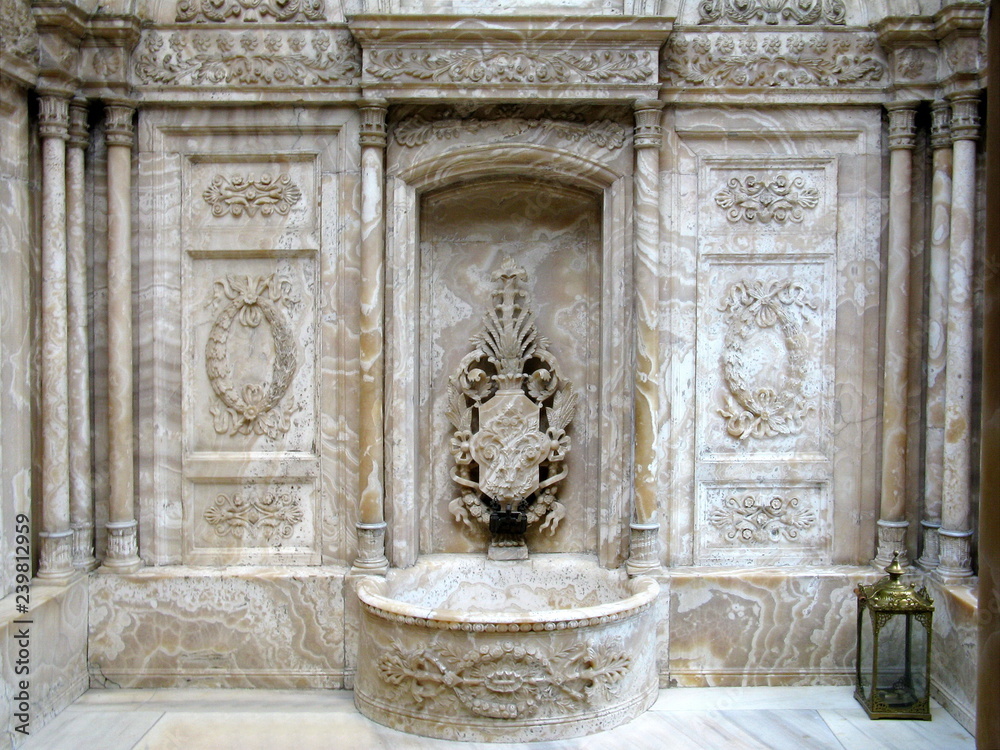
355, 573, 658, 626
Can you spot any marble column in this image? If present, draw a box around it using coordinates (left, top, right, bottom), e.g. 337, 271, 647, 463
35, 91, 74, 583
936, 91, 980, 582
102, 101, 141, 572
66, 98, 96, 571
627, 99, 665, 576
354, 98, 388, 573
918, 101, 952, 570
874, 102, 918, 568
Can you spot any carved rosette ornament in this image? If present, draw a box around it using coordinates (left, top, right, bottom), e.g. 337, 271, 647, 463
718, 280, 815, 439
377, 641, 630, 720
205, 274, 298, 439
203, 487, 303, 541
447, 259, 576, 556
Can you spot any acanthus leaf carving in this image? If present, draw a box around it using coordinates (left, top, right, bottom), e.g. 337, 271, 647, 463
205, 274, 298, 439
176, 0, 325, 23
393, 116, 626, 151
377, 640, 631, 720
709, 494, 818, 544
367, 48, 654, 84
718, 280, 816, 439
715, 174, 819, 224
203, 487, 304, 541
134, 30, 360, 87
698, 0, 846, 25
203, 173, 302, 218
663, 33, 886, 88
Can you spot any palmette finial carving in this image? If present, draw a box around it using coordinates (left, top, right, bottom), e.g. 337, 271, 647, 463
447, 258, 575, 554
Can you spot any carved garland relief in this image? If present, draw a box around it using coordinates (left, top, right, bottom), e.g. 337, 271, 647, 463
715, 174, 820, 224
205, 274, 298, 439
203, 487, 303, 541
203, 173, 302, 218
176, 0, 325, 23
698, 0, 846, 25
709, 494, 818, 544
393, 117, 626, 151
377, 641, 630, 720
717, 280, 815, 440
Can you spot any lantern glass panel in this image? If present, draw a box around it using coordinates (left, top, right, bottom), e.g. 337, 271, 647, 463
858, 606, 874, 701
874, 613, 928, 709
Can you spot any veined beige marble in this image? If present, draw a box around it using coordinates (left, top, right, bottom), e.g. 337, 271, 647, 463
927, 580, 978, 733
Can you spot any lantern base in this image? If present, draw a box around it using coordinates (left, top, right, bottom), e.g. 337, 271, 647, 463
854, 686, 932, 721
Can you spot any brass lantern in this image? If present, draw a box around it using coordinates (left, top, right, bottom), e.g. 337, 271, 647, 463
854, 552, 934, 720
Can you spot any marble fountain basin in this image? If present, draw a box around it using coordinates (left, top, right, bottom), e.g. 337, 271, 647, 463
353, 555, 660, 742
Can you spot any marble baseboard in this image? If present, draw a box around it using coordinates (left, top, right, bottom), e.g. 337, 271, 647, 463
927, 579, 978, 735
88, 567, 347, 689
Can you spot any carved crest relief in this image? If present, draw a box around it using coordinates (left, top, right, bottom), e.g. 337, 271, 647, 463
447, 259, 576, 545
205, 274, 298, 439
718, 280, 815, 439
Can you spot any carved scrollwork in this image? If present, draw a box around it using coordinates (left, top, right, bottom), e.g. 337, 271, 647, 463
203, 487, 303, 541
134, 30, 360, 86
663, 33, 886, 88
718, 280, 816, 439
698, 0, 846, 25
176, 0, 325, 23
447, 258, 576, 539
393, 116, 626, 151
367, 49, 654, 84
203, 174, 302, 218
205, 274, 298, 439
709, 494, 817, 544
377, 640, 631, 719
715, 174, 819, 224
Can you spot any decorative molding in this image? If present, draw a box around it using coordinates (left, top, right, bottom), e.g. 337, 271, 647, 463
718, 280, 815, 439
205, 274, 298, 439
377, 641, 631, 719
447, 258, 576, 541
366, 48, 654, 84
134, 30, 360, 87
203, 487, 303, 541
176, 0, 325, 23
697, 0, 846, 26
0, 0, 38, 63
202, 174, 302, 218
663, 33, 886, 88
714, 174, 819, 224
709, 493, 818, 544
393, 116, 626, 150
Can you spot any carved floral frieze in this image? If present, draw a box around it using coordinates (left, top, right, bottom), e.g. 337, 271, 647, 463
377, 641, 630, 720
718, 280, 816, 439
203, 174, 302, 218
709, 493, 818, 544
698, 0, 846, 26
205, 274, 298, 439
366, 49, 654, 84
134, 30, 360, 86
715, 174, 820, 224
393, 116, 626, 150
203, 487, 304, 541
176, 0, 325, 23
662, 33, 886, 88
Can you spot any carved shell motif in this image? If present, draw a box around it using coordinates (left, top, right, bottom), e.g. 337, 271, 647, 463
447, 258, 576, 536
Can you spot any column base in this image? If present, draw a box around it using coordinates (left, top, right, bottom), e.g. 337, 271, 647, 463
916, 520, 941, 571
352, 521, 389, 576
36, 530, 75, 583
872, 519, 909, 568
102, 520, 142, 573
933, 528, 974, 582
626, 522, 660, 577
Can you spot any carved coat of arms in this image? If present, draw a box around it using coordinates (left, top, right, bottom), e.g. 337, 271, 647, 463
447, 258, 576, 556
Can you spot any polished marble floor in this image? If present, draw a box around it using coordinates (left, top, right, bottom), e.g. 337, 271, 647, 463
21, 686, 974, 750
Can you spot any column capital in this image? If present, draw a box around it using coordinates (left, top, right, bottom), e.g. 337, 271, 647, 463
104, 100, 135, 148
67, 97, 89, 150
633, 98, 664, 150
38, 92, 71, 140
358, 97, 388, 149
930, 99, 952, 150
949, 90, 981, 142
885, 101, 918, 151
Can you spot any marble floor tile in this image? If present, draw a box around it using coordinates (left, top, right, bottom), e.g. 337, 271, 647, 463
818, 707, 974, 750
18, 709, 164, 750
651, 686, 857, 712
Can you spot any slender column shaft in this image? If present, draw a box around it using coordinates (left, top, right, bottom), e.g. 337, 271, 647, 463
66, 98, 96, 571
354, 99, 388, 572
103, 102, 141, 572
937, 91, 981, 581
874, 102, 918, 567
627, 99, 664, 576
36, 92, 74, 582
919, 101, 952, 570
